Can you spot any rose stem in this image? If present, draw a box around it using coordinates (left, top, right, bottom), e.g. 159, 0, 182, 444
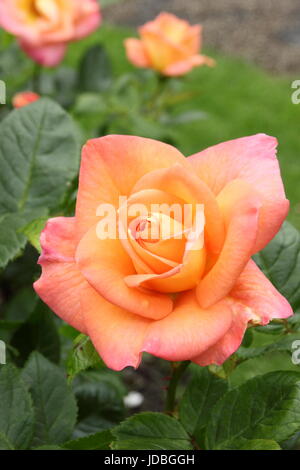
164, 360, 190, 415
32, 63, 42, 94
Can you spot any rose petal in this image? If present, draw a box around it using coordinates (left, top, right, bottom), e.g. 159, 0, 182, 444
139, 25, 186, 71
125, 188, 187, 221
127, 217, 182, 274
73, 0, 101, 39
20, 41, 67, 67
125, 246, 205, 293
132, 163, 225, 255
75, 224, 173, 320
193, 259, 293, 366
124, 209, 206, 293
0, 0, 101, 48
128, 235, 179, 274
188, 134, 289, 252
163, 54, 215, 76
231, 259, 293, 325
118, 188, 189, 274
33, 217, 87, 333
142, 289, 232, 361
82, 286, 150, 371
124, 38, 151, 68
197, 186, 261, 308
75, 136, 188, 240
192, 303, 250, 366
154, 12, 191, 42
0, 0, 37, 42
181, 24, 202, 54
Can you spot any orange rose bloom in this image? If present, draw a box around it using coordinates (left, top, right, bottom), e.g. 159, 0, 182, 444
34, 135, 292, 371
124, 12, 215, 76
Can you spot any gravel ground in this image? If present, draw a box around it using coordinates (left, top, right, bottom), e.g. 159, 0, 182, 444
105, 0, 300, 75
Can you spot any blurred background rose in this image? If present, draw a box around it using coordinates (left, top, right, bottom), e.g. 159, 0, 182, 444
0, 0, 101, 66
125, 12, 215, 76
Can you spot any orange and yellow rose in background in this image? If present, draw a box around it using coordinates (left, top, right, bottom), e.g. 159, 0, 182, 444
125, 12, 215, 76
34, 134, 292, 371
0, 0, 101, 66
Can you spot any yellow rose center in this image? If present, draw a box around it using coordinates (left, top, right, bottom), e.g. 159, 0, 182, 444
134, 216, 161, 244
128, 212, 189, 270
18, 0, 61, 23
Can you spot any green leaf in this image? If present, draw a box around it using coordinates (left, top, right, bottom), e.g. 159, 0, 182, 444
63, 430, 113, 450
179, 365, 227, 448
206, 371, 300, 449
223, 438, 281, 450
0, 432, 14, 450
74, 93, 108, 115
67, 334, 104, 382
0, 287, 37, 329
0, 98, 79, 268
0, 209, 45, 268
254, 323, 286, 335
253, 221, 300, 310
241, 328, 254, 347
22, 352, 77, 447
288, 311, 300, 330
0, 364, 34, 449
282, 430, 300, 450
38, 67, 78, 109
0, 213, 27, 268
78, 44, 112, 93
11, 301, 61, 366
112, 412, 193, 450
229, 351, 300, 388
1, 244, 40, 291
0, 98, 79, 214
0, 287, 38, 349
20, 216, 48, 252
236, 333, 300, 362
73, 370, 126, 438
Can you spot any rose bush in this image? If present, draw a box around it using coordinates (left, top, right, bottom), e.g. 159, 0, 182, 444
34, 134, 292, 371
124, 12, 215, 76
0, 0, 101, 66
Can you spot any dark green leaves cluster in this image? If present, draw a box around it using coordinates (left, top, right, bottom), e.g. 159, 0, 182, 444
205, 371, 300, 449
0, 354, 76, 449
0, 352, 126, 450
72, 43, 202, 144
254, 221, 300, 311
112, 413, 193, 450
0, 98, 79, 268
0, 364, 34, 449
